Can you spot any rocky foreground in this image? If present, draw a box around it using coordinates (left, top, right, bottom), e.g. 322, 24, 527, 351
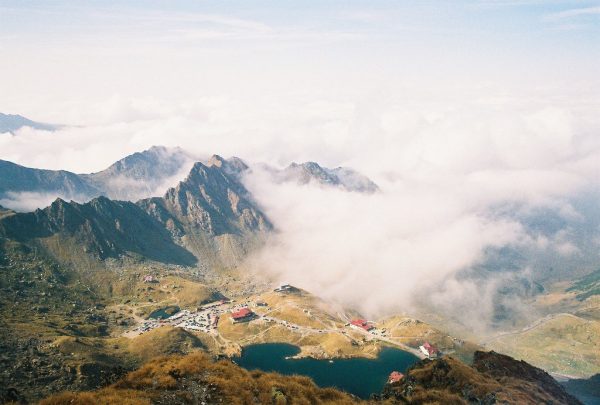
379, 350, 582, 404
35, 350, 581, 405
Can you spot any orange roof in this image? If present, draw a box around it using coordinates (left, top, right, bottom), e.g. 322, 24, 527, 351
423, 342, 438, 354
351, 319, 374, 331
231, 307, 253, 319
388, 371, 404, 383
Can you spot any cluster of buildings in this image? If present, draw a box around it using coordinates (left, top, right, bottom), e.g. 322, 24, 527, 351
173, 310, 220, 331
385, 342, 439, 386
131, 301, 228, 335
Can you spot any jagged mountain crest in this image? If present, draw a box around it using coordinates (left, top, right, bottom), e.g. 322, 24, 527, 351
280, 161, 379, 193
0, 146, 194, 209
276, 162, 379, 194
208, 154, 249, 177
0, 155, 271, 268
142, 156, 271, 236
81, 146, 195, 201
0, 146, 378, 214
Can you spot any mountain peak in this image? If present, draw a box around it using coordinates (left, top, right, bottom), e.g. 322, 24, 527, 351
281, 161, 379, 193
206, 155, 249, 177
208, 154, 226, 168
82, 146, 194, 201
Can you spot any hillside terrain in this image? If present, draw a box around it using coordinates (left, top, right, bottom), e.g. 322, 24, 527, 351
379, 350, 581, 404
38, 350, 581, 405
484, 270, 600, 379
0, 146, 597, 404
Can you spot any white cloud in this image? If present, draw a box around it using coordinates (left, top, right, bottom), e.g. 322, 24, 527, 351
0, 191, 86, 212
1, 78, 599, 334
544, 6, 600, 21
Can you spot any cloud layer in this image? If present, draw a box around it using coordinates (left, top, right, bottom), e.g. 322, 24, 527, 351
1, 82, 599, 334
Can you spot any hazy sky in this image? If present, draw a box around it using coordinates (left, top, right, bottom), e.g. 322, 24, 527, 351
1, 0, 599, 171
1, 1, 599, 114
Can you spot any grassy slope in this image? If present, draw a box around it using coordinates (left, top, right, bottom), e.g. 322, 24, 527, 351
40, 352, 359, 405
488, 313, 600, 377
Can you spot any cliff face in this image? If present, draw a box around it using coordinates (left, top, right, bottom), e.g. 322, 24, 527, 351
142, 156, 271, 237
138, 156, 272, 267
380, 351, 582, 405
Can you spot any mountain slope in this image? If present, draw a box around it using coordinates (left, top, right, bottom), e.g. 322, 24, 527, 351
0, 196, 197, 265
380, 350, 582, 404
40, 352, 357, 405
40, 350, 582, 405
140, 155, 272, 267
0, 146, 193, 210
0, 159, 101, 199
567, 268, 600, 302
0, 155, 271, 268
82, 146, 194, 201
0, 112, 56, 133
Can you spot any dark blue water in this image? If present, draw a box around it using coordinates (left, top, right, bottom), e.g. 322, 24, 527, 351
232, 343, 418, 399
148, 305, 180, 320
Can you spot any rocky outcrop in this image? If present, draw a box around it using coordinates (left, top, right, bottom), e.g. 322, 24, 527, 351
379, 351, 582, 404
139, 156, 271, 267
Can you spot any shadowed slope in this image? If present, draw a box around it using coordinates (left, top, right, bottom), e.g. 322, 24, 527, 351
0, 196, 197, 265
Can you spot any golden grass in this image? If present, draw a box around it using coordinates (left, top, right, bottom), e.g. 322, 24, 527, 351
41, 352, 361, 405
125, 326, 207, 361
489, 313, 600, 377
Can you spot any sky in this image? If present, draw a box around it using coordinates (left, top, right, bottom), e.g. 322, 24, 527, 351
1, 1, 599, 119
1, 1, 599, 332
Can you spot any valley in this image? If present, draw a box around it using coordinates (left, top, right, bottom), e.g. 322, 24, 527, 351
0, 147, 597, 404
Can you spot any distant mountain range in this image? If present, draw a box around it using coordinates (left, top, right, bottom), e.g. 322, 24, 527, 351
0, 147, 379, 211
0, 143, 378, 268
0, 146, 194, 205
0, 155, 271, 268
0, 112, 57, 133
270, 161, 379, 193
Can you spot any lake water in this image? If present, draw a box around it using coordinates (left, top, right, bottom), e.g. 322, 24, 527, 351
232, 343, 418, 399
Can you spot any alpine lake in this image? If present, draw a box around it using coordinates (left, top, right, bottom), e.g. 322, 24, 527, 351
232, 343, 419, 399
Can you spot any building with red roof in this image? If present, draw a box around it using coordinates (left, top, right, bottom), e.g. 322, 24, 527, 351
388, 371, 404, 384
419, 342, 439, 358
350, 319, 374, 331
230, 307, 255, 323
